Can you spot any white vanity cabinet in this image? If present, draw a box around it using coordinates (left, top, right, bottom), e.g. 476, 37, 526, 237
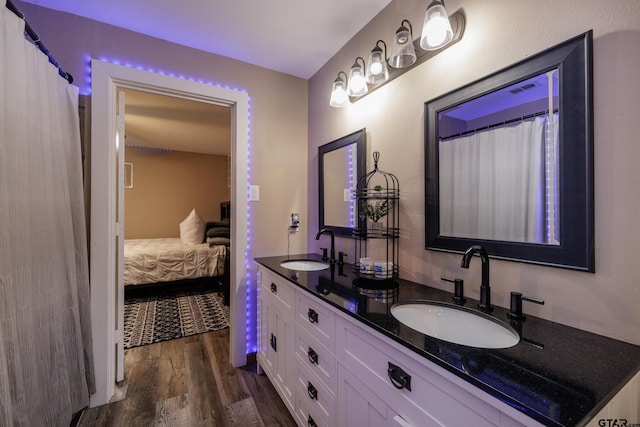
257, 267, 296, 413
336, 316, 544, 427
256, 264, 544, 427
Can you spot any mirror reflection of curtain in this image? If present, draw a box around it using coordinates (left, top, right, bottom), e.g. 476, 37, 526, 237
0, 7, 94, 426
439, 116, 557, 244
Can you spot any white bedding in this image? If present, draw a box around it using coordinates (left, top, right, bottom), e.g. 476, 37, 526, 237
124, 238, 226, 286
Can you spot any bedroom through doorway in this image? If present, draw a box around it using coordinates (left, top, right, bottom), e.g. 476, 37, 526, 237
90, 58, 250, 407
120, 87, 233, 351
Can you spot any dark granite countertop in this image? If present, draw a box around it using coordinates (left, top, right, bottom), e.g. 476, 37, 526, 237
255, 254, 640, 427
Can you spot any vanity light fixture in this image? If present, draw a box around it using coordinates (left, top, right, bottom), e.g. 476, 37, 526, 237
420, 0, 454, 50
329, 71, 349, 108
347, 57, 368, 97
389, 19, 417, 68
366, 40, 390, 85
328, 8, 466, 107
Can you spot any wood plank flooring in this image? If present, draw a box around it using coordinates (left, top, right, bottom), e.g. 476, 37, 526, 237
78, 328, 296, 426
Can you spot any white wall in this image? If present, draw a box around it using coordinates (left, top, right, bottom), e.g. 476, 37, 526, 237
308, 0, 640, 345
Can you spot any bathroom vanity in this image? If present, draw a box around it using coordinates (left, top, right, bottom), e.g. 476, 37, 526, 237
255, 254, 640, 427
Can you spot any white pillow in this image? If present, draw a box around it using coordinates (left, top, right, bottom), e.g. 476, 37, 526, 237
179, 209, 206, 245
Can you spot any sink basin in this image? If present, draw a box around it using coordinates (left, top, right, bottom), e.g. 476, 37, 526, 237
279, 259, 330, 272
390, 301, 520, 349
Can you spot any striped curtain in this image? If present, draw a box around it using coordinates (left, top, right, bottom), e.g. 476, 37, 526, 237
0, 2, 94, 425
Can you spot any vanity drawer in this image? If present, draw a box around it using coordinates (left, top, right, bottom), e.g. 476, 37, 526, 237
295, 391, 330, 427
259, 268, 295, 310
295, 325, 337, 392
296, 291, 336, 351
340, 321, 527, 427
295, 361, 335, 427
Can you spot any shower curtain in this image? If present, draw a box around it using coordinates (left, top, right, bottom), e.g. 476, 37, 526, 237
0, 3, 94, 426
439, 116, 550, 244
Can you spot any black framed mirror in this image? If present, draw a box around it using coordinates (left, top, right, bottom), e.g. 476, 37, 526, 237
319, 128, 366, 237
425, 31, 594, 271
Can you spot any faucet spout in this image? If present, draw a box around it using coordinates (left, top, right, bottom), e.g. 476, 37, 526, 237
461, 245, 493, 313
316, 228, 336, 264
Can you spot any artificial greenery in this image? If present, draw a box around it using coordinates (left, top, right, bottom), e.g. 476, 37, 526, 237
359, 199, 392, 222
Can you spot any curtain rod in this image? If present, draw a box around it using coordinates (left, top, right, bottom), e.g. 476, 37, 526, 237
440, 109, 558, 141
5, 0, 73, 83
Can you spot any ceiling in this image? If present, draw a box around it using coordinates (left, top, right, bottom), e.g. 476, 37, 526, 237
21, 0, 391, 79
122, 88, 232, 156
21, 0, 392, 155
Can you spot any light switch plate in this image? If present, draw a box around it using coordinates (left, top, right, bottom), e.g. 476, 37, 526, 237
249, 185, 260, 201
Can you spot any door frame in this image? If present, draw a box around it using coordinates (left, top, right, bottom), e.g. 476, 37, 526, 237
89, 59, 249, 406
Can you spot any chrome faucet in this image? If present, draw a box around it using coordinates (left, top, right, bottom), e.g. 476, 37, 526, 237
316, 228, 335, 264
461, 245, 493, 313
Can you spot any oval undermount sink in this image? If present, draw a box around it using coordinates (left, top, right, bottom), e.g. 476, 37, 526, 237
390, 301, 520, 349
279, 259, 330, 272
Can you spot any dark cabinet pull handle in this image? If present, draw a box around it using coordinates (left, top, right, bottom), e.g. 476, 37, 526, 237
307, 347, 318, 365
308, 308, 318, 324
307, 381, 318, 400
308, 415, 317, 427
270, 333, 277, 352
387, 362, 412, 391
270, 283, 277, 293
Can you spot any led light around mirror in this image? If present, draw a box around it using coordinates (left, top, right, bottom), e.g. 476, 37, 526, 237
420, 1, 453, 50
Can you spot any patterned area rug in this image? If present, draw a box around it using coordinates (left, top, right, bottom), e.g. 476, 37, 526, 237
124, 289, 230, 349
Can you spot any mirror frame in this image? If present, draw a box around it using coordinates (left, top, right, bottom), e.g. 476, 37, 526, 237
425, 31, 594, 271
319, 128, 366, 237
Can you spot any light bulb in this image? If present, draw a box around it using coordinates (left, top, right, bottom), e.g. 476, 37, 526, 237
369, 62, 383, 76
420, 2, 453, 50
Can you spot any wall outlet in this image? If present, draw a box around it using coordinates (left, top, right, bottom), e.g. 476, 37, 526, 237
289, 213, 300, 231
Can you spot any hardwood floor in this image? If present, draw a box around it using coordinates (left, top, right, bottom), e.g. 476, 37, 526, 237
79, 328, 296, 426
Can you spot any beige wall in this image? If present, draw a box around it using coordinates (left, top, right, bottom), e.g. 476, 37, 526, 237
16, 1, 309, 257
18, 1, 640, 346
124, 148, 229, 239
308, 0, 640, 345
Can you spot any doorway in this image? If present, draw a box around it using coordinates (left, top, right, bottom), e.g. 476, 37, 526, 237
89, 60, 249, 407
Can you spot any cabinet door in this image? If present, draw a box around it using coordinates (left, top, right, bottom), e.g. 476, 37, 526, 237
272, 303, 295, 411
256, 286, 274, 376
256, 272, 296, 414
337, 363, 388, 427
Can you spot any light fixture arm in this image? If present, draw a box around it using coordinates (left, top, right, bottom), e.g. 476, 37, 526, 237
351, 56, 366, 70
335, 70, 348, 84
374, 40, 388, 64
400, 19, 413, 38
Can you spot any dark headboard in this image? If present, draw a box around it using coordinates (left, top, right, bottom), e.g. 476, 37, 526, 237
220, 201, 231, 220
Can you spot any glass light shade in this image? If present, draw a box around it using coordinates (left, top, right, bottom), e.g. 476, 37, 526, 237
347, 62, 368, 96
329, 78, 348, 107
420, 2, 453, 50
366, 46, 389, 85
389, 25, 417, 68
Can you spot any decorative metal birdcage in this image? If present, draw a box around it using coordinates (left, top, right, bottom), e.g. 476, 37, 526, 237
353, 152, 399, 290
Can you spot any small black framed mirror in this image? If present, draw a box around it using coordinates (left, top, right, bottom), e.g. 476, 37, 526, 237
425, 31, 594, 271
319, 128, 366, 237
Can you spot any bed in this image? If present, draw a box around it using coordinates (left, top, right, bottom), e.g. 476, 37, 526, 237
123, 237, 226, 286
124, 210, 231, 305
